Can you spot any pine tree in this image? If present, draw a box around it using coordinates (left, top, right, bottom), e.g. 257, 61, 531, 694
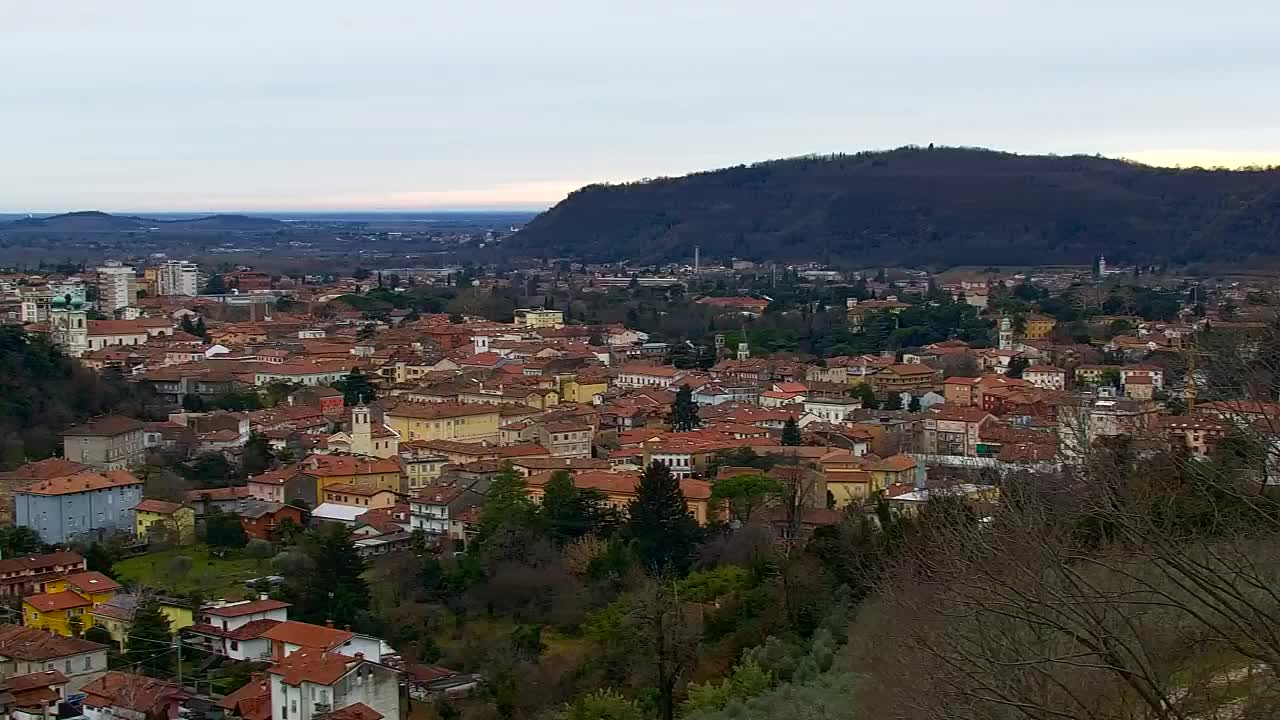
627, 461, 700, 573
477, 466, 537, 542
126, 598, 174, 677
281, 524, 371, 629
334, 369, 377, 405
883, 392, 904, 411
908, 395, 922, 413
782, 417, 802, 446
666, 385, 701, 432
540, 470, 614, 543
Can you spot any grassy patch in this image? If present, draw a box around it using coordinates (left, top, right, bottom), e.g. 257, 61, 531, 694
114, 545, 271, 600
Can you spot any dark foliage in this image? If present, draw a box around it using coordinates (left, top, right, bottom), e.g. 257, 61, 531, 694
510, 147, 1280, 266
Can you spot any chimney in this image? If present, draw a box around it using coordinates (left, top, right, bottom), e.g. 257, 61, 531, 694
353, 652, 364, 661
260, 593, 269, 601
325, 619, 334, 629
344, 624, 351, 632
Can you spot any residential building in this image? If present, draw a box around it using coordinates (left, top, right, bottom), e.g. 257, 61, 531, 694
82, 671, 187, 720
1023, 365, 1066, 391
22, 572, 121, 637
614, 363, 683, 389
248, 466, 314, 507
533, 421, 593, 458
0, 552, 86, 598
526, 468, 714, 524
923, 406, 996, 457
0, 625, 109, 692
301, 455, 403, 501
382, 402, 501, 445
88, 594, 194, 651
262, 621, 382, 661
0, 667, 70, 720
872, 364, 939, 392
94, 264, 136, 312
239, 500, 306, 541
62, 416, 146, 470
268, 648, 401, 720
801, 397, 862, 424
0, 459, 93, 525
320, 485, 402, 510
155, 260, 201, 296
513, 308, 564, 329
184, 598, 290, 661
1022, 314, 1057, 340
132, 499, 196, 545
15, 472, 143, 545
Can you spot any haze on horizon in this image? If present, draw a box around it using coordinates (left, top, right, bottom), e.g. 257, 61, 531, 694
3, 0, 1277, 214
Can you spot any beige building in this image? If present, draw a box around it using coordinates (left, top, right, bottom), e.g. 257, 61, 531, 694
62, 416, 146, 470
513, 308, 565, 329
534, 420, 593, 458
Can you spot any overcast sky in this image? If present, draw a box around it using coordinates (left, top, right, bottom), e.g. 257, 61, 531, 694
3, 0, 1278, 212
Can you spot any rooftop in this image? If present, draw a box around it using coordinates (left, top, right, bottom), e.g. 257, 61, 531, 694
19, 471, 142, 496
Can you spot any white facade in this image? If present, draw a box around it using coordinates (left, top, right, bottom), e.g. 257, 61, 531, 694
156, 261, 201, 296
95, 264, 136, 311
269, 658, 400, 720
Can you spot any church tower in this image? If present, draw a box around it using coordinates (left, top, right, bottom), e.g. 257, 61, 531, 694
50, 296, 89, 358
349, 404, 373, 457
999, 317, 1013, 351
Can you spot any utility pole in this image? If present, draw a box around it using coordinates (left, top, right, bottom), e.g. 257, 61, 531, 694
694, 245, 699, 275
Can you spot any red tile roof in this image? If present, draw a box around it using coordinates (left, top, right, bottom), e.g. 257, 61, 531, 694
325, 703, 384, 720
262, 621, 353, 650
81, 671, 185, 713
268, 647, 356, 686
0, 551, 83, 576
23, 591, 92, 612
62, 415, 146, 437
133, 498, 185, 514
20, 471, 142, 496
0, 458, 91, 481
0, 624, 105, 660
64, 571, 122, 595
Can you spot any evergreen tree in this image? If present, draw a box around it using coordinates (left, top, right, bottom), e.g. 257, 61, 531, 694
883, 392, 904, 411
334, 369, 377, 406
540, 470, 615, 542
1006, 356, 1029, 379
627, 461, 700, 573
203, 274, 228, 295
782, 417, 802, 446
280, 524, 371, 629
193, 317, 208, 340
477, 465, 537, 543
908, 395, 922, 413
204, 508, 248, 548
666, 385, 701, 432
83, 542, 116, 578
849, 383, 879, 410
125, 598, 174, 677
179, 315, 197, 336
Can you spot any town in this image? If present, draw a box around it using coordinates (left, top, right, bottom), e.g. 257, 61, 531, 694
0, 250, 1274, 720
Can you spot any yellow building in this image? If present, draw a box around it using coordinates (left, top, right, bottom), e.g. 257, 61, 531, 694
300, 453, 404, 499
133, 498, 196, 545
1023, 313, 1057, 340
383, 402, 502, 444
559, 377, 608, 405
513, 308, 565, 329
321, 483, 403, 509
23, 571, 121, 636
90, 595, 194, 649
866, 454, 918, 489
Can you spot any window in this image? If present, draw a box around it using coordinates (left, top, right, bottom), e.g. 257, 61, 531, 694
65, 660, 72, 672
84, 656, 92, 670
230, 640, 239, 651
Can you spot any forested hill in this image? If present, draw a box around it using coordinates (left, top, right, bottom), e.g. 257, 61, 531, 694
510, 147, 1280, 266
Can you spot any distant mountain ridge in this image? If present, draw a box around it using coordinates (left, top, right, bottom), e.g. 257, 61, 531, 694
509, 147, 1280, 266
3, 210, 286, 232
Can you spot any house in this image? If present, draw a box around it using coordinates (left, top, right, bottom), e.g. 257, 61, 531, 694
62, 416, 146, 470
614, 363, 683, 389
239, 500, 306, 541
132, 499, 195, 545
0, 459, 92, 524
801, 397, 862, 425
923, 406, 997, 457
300, 455, 403, 503
1124, 374, 1155, 400
183, 486, 253, 514
23, 571, 121, 637
218, 673, 272, 720
15, 472, 144, 545
1022, 314, 1057, 340
88, 594, 194, 651
1120, 365, 1164, 390
288, 387, 346, 418
320, 485, 403, 510
262, 621, 382, 661
1023, 365, 1066, 391
268, 648, 401, 720
0, 552, 86, 598
513, 308, 564, 329
872, 364, 939, 392
695, 296, 769, 316
382, 402, 502, 445
81, 671, 187, 720
0, 668, 70, 720
524, 469, 714, 524
0, 625, 109, 692
184, 598, 290, 661
533, 421, 593, 458
248, 466, 314, 507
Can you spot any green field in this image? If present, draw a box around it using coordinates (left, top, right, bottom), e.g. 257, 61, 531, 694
114, 545, 272, 600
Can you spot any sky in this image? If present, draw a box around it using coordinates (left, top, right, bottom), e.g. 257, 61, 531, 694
3, 0, 1278, 213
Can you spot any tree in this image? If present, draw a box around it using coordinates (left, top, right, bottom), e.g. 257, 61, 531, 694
125, 598, 174, 677
0, 526, 42, 558
667, 384, 701, 432
627, 461, 700, 573
279, 524, 371, 629
204, 508, 248, 548
241, 433, 274, 477
625, 576, 703, 720
539, 470, 616, 543
1005, 356, 1028, 379
477, 465, 537, 543
781, 417, 802, 446
907, 395, 922, 412
203, 274, 228, 295
882, 392, 903, 411
711, 473, 783, 524
83, 542, 116, 578
333, 369, 377, 406
564, 689, 644, 720
353, 267, 372, 280
180, 393, 206, 412
848, 382, 879, 409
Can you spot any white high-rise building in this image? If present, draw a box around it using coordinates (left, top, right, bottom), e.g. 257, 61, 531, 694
156, 260, 201, 296
96, 262, 137, 311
